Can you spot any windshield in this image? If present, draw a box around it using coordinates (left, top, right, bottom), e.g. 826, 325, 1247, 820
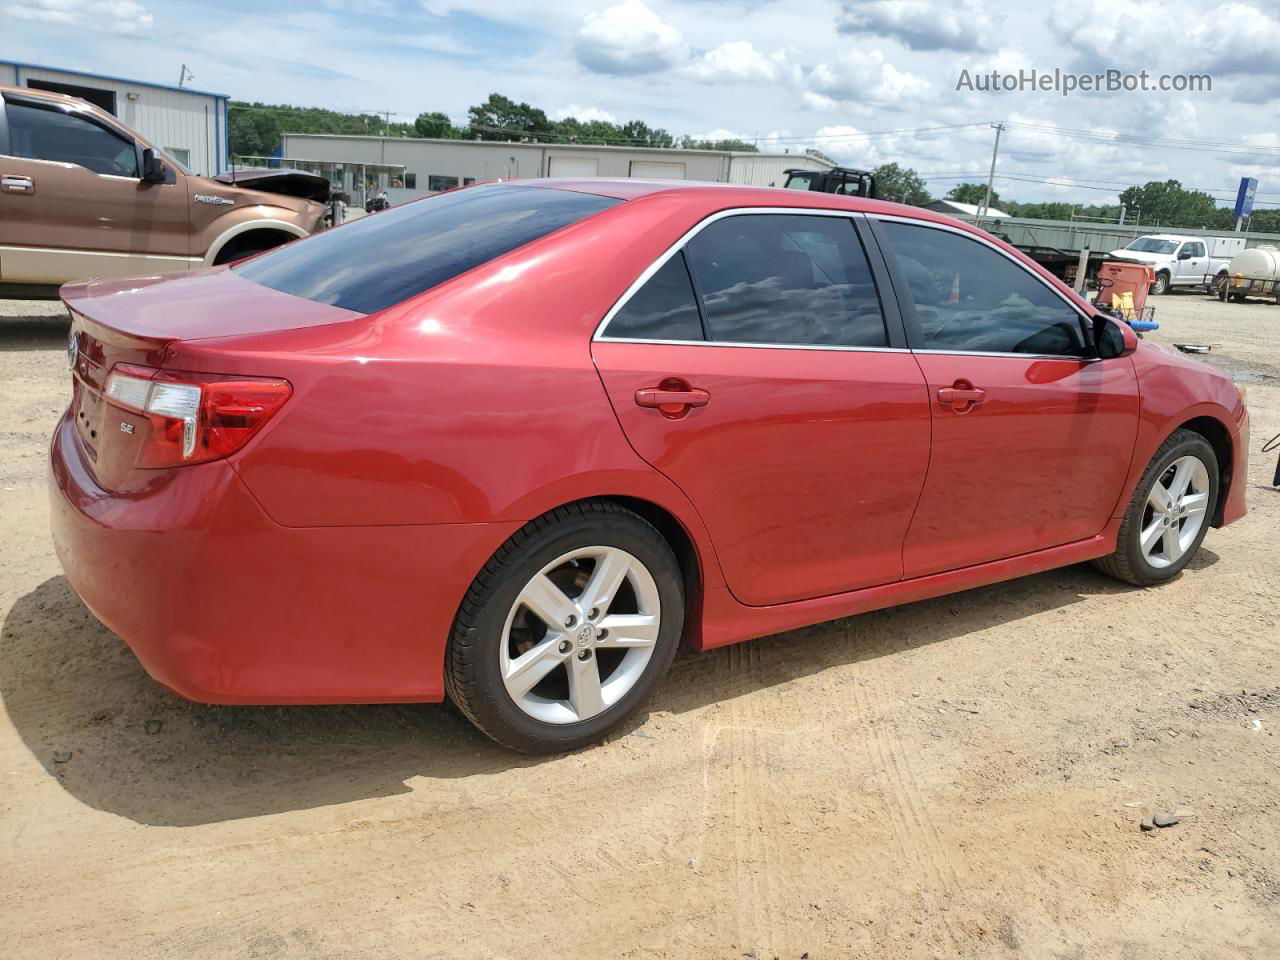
235, 184, 620, 314
783, 173, 819, 191
1125, 237, 1179, 254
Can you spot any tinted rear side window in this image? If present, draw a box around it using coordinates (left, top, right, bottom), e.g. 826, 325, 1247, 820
235, 184, 620, 314
605, 251, 704, 341
684, 214, 887, 347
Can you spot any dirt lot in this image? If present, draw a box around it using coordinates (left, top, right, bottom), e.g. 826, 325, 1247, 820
1, 291, 1277, 959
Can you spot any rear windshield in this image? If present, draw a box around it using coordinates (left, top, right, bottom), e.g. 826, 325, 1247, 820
235, 184, 621, 314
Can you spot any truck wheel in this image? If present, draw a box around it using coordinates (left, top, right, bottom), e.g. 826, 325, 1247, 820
1211, 272, 1228, 297
1150, 272, 1170, 296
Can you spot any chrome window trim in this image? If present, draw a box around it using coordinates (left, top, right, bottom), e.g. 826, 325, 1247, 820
912, 348, 1099, 363
867, 212, 1099, 360
594, 336, 910, 354
592, 206, 892, 349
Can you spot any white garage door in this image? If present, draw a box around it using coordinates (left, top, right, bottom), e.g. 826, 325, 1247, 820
548, 156, 599, 177
630, 161, 686, 179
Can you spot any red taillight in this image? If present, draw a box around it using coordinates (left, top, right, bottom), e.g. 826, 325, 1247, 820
103, 364, 291, 468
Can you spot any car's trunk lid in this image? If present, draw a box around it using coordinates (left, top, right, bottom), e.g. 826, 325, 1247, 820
62, 268, 362, 491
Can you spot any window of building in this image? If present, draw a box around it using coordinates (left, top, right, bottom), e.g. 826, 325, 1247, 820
428, 174, 460, 192
463, 177, 476, 186
604, 252, 704, 341
6, 102, 139, 177
164, 147, 191, 169
404, 173, 417, 189
683, 214, 887, 347
236, 184, 620, 314
879, 220, 1088, 356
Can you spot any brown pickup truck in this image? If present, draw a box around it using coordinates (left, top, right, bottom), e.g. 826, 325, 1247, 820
0, 85, 327, 298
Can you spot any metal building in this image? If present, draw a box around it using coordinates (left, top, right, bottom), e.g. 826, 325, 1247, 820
279, 133, 833, 205
0, 60, 229, 176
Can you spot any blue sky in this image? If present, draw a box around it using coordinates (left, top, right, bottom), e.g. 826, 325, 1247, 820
5, 0, 1280, 207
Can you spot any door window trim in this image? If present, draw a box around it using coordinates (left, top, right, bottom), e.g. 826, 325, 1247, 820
864, 213, 1100, 362
593, 206, 910, 353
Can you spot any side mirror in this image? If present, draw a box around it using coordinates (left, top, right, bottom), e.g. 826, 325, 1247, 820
1177, 250, 1193, 260
1093, 314, 1138, 358
141, 148, 165, 183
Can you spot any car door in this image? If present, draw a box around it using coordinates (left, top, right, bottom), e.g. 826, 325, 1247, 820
868, 216, 1141, 578
592, 210, 931, 607
0, 95, 191, 285
1177, 240, 1207, 285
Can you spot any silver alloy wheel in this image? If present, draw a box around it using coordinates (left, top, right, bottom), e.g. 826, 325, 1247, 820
1140, 454, 1211, 569
500, 546, 661, 725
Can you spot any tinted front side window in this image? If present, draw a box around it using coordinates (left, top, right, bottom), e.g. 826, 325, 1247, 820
236, 185, 620, 314
606, 251, 703, 341
684, 214, 887, 347
880, 221, 1088, 356
6, 103, 139, 177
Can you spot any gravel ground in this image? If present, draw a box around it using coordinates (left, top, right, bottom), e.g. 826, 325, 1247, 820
0, 290, 1277, 959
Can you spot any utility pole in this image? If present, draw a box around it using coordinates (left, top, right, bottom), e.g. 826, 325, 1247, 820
979, 121, 1004, 224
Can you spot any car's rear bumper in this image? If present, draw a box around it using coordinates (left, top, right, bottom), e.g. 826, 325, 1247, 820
49, 413, 517, 704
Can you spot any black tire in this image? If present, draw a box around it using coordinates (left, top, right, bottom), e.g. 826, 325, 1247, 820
1092, 429, 1219, 587
211, 234, 289, 265
445, 502, 685, 753
1230, 291, 1247, 304
1150, 271, 1170, 296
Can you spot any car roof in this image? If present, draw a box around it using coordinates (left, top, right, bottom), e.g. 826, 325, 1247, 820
522, 177, 943, 220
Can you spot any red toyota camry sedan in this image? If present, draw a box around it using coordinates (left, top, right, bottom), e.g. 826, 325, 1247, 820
50, 180, 1248, 752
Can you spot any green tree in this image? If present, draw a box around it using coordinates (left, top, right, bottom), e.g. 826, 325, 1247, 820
681, 137, 759, 152
873, 162, 931, 205
467, 93, 552, 141
227, 107, 280, 159
945, 182, 999, 207
1118, 180, 1220, 229
413, 111, 459, 139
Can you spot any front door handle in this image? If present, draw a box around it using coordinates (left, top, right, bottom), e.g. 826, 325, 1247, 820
937, 381, 986, 413
1, 175, 34, 194
635, 381, 710, 418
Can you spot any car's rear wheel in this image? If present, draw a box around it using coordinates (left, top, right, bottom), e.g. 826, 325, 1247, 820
445, 502, 684, 753
1093, 429, 1218, 586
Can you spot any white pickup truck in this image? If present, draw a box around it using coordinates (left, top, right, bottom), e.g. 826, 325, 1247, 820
1107, 234, 1245, 295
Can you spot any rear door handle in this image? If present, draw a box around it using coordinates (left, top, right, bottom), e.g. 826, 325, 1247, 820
937, 382, 986, 413
1, 175, 34, 194
635, 382, 710, 418
635, 387, 710, 408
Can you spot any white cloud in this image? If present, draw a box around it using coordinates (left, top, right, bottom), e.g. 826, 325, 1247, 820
6, 0, 153, 33
685, 41, 795, 83
551, 104, 619, 123
1052, 0, 1280, 76
574, 0, 689, 76
839, 0, 992, 51
806, 49, 932, 109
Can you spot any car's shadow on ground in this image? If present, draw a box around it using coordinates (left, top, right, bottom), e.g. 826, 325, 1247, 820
1, 555, 1217, 827
0, 312, 69, 351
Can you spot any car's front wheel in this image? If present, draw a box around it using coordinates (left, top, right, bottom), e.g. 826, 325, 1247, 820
445, 502, 685, 753
1093, 429, 1218, 586
1150, 271, 1171, 296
